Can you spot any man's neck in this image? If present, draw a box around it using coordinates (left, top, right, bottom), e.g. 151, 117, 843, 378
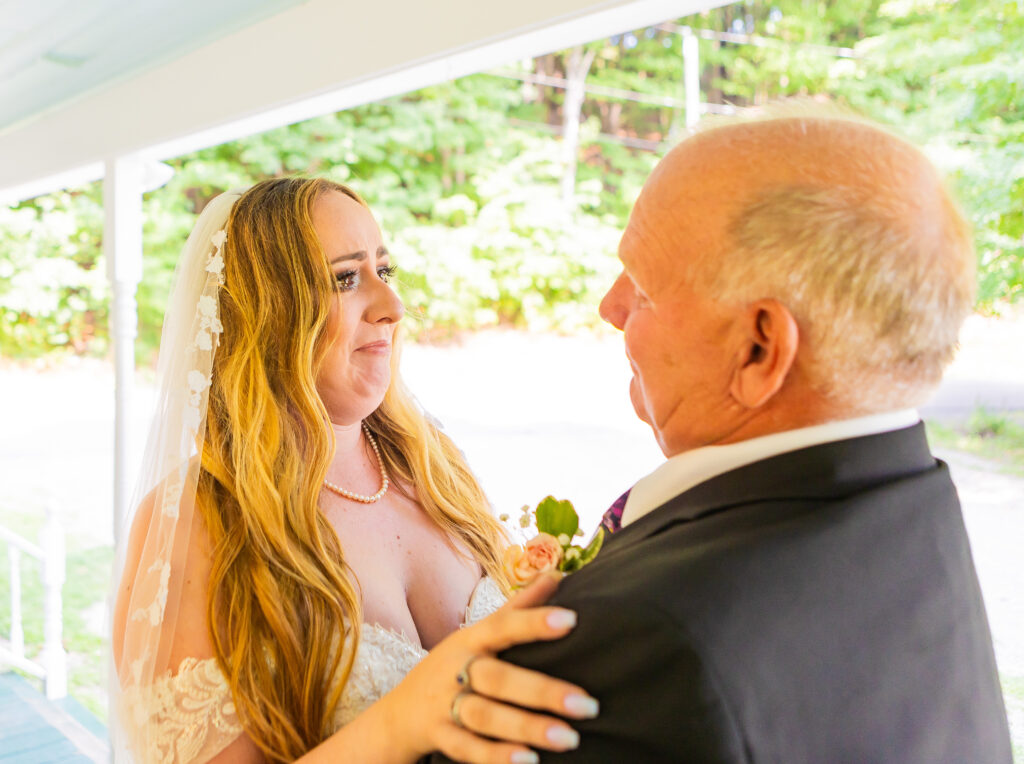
660, 393, 852, 458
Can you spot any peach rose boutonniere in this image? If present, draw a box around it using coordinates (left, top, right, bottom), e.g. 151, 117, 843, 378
504, 532, 563, 586
501, 496, 605, 588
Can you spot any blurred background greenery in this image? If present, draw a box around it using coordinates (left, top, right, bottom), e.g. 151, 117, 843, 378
1, 0, 1021, 362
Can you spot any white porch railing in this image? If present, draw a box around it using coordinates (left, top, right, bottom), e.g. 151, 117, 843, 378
0, 506, 68, 699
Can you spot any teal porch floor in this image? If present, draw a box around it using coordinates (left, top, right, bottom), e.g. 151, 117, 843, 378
0, 672, 108, 763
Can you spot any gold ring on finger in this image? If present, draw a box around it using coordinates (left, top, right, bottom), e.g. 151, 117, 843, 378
450, 688, 473, 728
455, 655, 481, 691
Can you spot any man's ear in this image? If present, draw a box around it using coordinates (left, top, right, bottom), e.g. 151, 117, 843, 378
729, 299, 799, 409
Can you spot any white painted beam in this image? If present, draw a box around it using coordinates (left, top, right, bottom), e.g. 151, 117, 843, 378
0, 0, 723, 204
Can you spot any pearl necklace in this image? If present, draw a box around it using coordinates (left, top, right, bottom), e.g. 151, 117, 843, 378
323, 422, 390, 503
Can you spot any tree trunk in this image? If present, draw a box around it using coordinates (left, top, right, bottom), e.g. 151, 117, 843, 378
440, 146, 453, 192
537, 54, 561, 125
599, 100, 624, 134
561, 45, 596, 206
455, 144, 466, 187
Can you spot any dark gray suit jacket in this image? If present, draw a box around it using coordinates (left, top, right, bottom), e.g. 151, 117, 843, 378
434, 423, 1011, 762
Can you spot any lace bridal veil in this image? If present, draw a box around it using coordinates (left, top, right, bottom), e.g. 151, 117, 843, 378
109, 190, 243, 762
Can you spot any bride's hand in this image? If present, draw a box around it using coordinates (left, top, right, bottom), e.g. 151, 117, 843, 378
383, 571, 599, 764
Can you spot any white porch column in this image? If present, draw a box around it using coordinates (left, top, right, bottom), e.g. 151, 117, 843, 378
104, 157, 144, 548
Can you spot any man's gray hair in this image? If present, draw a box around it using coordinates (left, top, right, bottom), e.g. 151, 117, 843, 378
690, 108, 975, 410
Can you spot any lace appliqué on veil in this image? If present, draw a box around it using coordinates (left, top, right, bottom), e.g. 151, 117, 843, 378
121, 656, 242, 764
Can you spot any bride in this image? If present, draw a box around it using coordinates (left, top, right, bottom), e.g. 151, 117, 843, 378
111, 178, 598, 763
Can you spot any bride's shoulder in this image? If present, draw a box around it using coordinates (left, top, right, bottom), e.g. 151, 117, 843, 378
113, 465, 216, 674
112, 470, 259, 762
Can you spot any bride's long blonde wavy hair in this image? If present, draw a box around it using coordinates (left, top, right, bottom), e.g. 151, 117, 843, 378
197, 177, 510, 762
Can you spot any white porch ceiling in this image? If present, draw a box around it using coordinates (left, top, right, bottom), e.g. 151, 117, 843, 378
0, 0, 305, 133
0, 0, 720, 204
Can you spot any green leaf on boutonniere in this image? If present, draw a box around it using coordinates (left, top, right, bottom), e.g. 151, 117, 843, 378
535, 496, 579, 539
579, 527, 604, 565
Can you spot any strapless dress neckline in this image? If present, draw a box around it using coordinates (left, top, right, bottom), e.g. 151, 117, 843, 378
119, 577, 507, 764
333, 575, 506, 727
360, 575, 506, 654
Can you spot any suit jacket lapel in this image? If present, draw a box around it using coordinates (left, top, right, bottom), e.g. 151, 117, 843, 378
599, 423, 938, 563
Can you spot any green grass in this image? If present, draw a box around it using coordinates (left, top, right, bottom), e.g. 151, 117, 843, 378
0, 502, 113, 722
926, 408, 1024, 476
1002, 674, 1024, 763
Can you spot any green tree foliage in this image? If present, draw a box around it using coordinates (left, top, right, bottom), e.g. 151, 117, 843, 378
128, 77, 622, 356
1, 0, 1021, 358
0, 188, 106, 355
678, 0, 1024, 305
841, 0, 1024, 305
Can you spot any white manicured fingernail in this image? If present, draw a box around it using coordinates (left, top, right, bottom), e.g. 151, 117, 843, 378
510, 751, 539, 764
547, 725, 580, 749
546, 609, 577, 629
564, 693, 599, 718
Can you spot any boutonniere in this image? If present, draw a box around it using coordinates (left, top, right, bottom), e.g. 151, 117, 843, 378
501, 496, 605, 588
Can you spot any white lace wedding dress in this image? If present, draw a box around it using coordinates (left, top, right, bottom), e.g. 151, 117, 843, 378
125, 577, 506, 764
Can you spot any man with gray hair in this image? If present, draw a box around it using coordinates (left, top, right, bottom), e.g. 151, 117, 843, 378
435, 110, 1011, 762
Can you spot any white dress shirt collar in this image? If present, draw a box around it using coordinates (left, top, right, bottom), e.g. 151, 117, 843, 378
620, 409, 921, 529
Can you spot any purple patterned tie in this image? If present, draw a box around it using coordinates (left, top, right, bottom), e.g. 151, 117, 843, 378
600, 489, 631, 534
